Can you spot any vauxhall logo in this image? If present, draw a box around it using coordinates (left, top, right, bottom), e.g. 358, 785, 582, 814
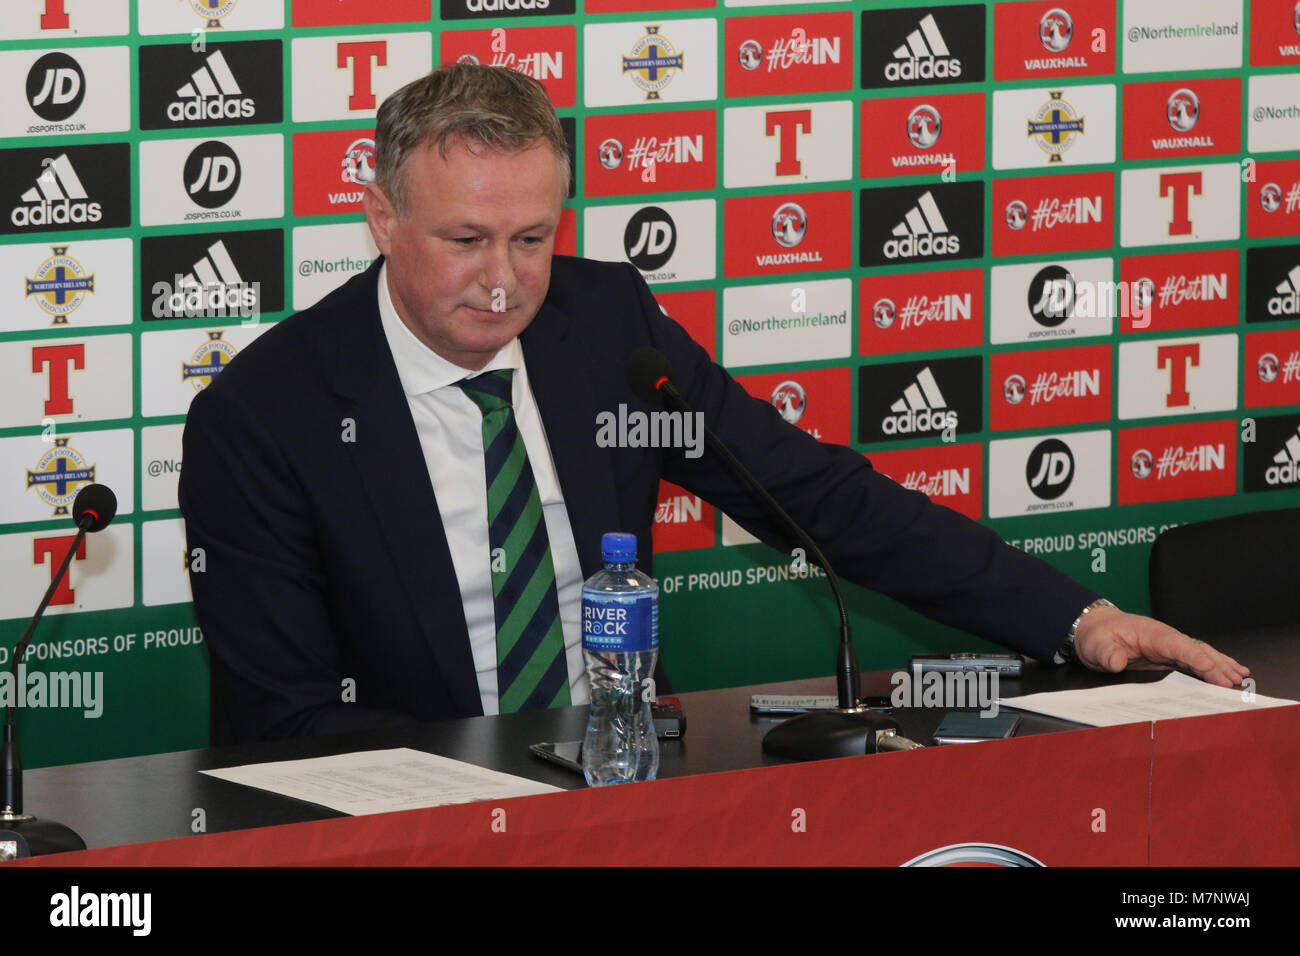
1026, 438, 1074, 500
624, 207, 676, 272
26, 52, 85, 122
184, 141, 241, 209
167, 50, 255, 123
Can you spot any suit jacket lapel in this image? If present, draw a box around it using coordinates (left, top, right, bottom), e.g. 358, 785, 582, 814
522, 299, 621, 577
330, 262, 483, 717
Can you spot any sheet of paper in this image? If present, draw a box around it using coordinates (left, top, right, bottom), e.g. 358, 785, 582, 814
201, 747, 563, 815
998, 672, 1298, 727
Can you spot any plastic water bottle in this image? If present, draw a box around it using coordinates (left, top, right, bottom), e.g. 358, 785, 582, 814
581, 532, 659, 786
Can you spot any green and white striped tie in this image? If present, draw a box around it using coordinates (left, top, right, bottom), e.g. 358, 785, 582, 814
456, 369, 571, 712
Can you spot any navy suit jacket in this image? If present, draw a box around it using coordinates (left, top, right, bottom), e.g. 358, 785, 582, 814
180, 256, 1097, 742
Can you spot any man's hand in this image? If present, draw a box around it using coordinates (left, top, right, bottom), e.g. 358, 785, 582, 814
1072, 604, 1250, 688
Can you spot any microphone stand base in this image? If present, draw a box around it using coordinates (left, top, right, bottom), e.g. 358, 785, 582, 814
762, 709, 903, 761
0, 815, 87, 859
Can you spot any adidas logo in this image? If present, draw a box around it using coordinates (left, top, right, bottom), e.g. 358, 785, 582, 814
11, 154, 101, 228
1266, 425, 1300, 485
885, 13, 963, 82
882, 367, 958, 435
1268, 265, 1300, 316
152, 240, 257, 318
167, 50, 255, 122
884, 191, 960, 259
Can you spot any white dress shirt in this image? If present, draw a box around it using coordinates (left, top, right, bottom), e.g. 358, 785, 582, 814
377, 264, 589, 714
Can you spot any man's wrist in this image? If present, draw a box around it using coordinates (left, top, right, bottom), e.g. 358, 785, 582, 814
1054, 597, 1118, 664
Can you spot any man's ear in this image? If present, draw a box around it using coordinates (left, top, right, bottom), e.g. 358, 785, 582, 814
363, 182, 396, 257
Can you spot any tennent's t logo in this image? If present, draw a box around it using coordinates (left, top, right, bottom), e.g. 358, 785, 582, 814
1157, 341, 1200, 407
31, 342, 84, 416
34, 534, 84, 606
338, 41, 387, 111
1160, 171, 1202, 237
766, 109, 812, 176
41, 0, 69, 30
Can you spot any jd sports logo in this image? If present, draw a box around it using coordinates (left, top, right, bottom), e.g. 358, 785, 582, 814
859, 181, 982, 268
1028, 265, 1075, 327
184, 141, 241, 208
861, 5, 985, 90
168, 50, 254, 122
624, 207, 676, 271
27, 52, 85, 122
1026, 438, 1074, 500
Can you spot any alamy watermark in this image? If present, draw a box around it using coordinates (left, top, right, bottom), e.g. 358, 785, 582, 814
0, 665, 102, 718
150, 274, 261, 323
595, 404, 705, 459
890, 668, 1000, 716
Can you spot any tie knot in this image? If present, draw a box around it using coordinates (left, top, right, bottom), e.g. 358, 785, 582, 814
456, 368, 514, 415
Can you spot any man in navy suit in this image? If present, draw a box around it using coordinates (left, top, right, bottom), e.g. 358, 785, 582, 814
180, 65, 1248, 743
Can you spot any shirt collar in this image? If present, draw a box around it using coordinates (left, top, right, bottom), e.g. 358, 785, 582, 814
377, 261, 520, 396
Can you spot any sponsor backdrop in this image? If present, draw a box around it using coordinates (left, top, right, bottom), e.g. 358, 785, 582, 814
0, 0, 1296, 767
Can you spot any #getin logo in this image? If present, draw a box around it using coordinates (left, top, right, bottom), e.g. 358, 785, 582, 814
1027, 90, 1085, 163
27, 437, 96, 518
622, 26, 684, 101
187, 0, 238, 29
26, 245, 94, 325
181, 330, 238, 392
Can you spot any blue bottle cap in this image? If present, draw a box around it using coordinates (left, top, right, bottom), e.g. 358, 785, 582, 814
601, 532, 637, 563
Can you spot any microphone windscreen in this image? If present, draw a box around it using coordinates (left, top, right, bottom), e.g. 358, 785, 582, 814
73, 483, 117, 533
627, 346, 674, 405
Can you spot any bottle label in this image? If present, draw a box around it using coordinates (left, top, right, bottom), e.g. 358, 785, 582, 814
581, 593, 658, 652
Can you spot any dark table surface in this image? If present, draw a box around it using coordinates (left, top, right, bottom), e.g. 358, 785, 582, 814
20, 628, 1296, 851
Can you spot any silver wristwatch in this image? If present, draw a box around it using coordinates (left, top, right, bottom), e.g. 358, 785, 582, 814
1054, 598, 1118, 664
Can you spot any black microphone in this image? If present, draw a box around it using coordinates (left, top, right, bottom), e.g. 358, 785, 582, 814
72, 482, 117, 533
627, 348, 921, 760
1, 483, 116, 858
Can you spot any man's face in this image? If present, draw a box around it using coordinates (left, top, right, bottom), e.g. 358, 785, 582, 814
364, 137, 565, 370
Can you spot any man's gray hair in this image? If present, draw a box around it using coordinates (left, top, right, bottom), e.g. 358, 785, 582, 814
374, 63, 570, 215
